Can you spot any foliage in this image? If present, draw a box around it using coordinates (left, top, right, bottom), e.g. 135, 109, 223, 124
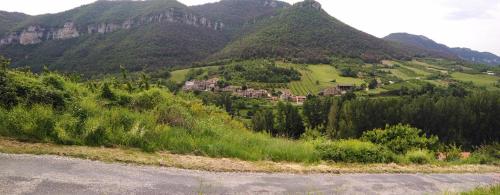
328, 92, 499, 148
275, 102, 305, 139
460, 184, 500, 195
251, 109, 274, 133
316, 140, 395, 163
404, 149, 435, 164
218, 60, 301, 83
465, 143, 500, 165
216, 2, 414, 64
361, 124, 439, 154
443, 144, 463, 162
0, 68, 319, 163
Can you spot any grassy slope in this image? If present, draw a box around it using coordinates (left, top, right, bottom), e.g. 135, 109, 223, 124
451, 72, 499, 90
0, 70, 317, 163
169, 66, 220, 83
458, 184, 500, 195
280, 63, 364, 95
2, 138, 499, 174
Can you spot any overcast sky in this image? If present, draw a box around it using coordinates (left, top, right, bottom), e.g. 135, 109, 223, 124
1, 0, 499, 55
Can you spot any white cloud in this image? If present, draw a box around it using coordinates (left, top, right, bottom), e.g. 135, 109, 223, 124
441, 0, 500, 20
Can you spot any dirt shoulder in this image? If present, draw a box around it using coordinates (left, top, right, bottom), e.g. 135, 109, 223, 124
0, 137, 498, 174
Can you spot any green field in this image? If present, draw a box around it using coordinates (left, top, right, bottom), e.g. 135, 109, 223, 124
169, 66, 220, 83
282, 64, 365, 95
451, 72, 499, 90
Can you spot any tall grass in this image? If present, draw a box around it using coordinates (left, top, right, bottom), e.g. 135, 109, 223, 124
0, 71, 319, 163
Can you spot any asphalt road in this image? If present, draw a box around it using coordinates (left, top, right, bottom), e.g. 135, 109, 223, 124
0, 153, 498, 195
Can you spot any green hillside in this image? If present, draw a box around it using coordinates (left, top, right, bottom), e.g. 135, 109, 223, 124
0, 0, 228, 74
0, 11, 29, 36
191, 0, 290, 36
16, 0, 188, 28
214, 0, 413, 63
1, 23, 228, 74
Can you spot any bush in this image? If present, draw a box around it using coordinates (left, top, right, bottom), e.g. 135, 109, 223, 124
316, 140, 395, 163
361, 124, 438, 154
444, 144, 462, 162
85, 126, 110, 146
466, 143, 500, 165
3, 105, 57, 141
405, 149, 434, 164
132, 89, 165, 110
156, 104, 193, 129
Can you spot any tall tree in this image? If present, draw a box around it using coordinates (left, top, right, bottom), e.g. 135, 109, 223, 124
252, 109, 274, 133
276, 102, 305, 139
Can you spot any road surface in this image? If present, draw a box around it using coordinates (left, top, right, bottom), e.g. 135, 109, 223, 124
0, 153, 498, 195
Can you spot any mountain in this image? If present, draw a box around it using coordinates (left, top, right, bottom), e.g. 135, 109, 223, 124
0, 0, 228, 73
0, 11, 30, 36
212, 0, 423, 63
191, 0, 290, 37
385, 33, 500, 66
0, 0, 462, 74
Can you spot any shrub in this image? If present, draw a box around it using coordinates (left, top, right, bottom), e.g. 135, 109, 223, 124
132, 89, 165, 110
316, 140, 395, 163
444, 144, 462, 162
85, 126, 110, 146
361, 124, 438, 154
405, 149, 434, 164
156, 104, 193, 129
100, 83, 115, 100
466, 143, 500, 165
3, 105, 57, 141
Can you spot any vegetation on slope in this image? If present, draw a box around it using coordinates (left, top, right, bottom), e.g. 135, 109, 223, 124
0, 63, 317, 163
191, 0, 290, 36
1, 23, 228, 73
214, 1, 415, 64
0, 11, 30, 36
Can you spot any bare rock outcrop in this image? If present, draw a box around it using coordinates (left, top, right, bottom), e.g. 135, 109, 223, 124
1, 8, 224, 46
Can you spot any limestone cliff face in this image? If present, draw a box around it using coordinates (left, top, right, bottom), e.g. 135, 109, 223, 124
0, 8, 224, 46
52, 22, 80, 40
19, 25, 45, 45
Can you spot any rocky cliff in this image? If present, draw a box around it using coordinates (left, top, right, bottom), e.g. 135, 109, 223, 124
0, 8, 224, 46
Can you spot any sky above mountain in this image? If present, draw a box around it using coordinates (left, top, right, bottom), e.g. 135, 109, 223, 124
1, 0, 499, 56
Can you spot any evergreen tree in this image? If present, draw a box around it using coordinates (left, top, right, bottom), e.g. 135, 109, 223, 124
252, 109, 274, 133
276, 102, 305, 139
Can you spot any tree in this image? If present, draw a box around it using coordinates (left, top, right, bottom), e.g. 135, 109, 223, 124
0, 55, 10, 73
252, 109, 274, 132
101, 83, 115, 100
303, 96, 323, 129
120, 65, 128, 80
276, 102, 305, 139
140, 73, 150, 90
326, 99, 341, 139
368, 79, 378, 89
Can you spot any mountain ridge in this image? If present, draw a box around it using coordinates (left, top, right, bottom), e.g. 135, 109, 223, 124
384, 33, 500, 66
0, 0, 497, 74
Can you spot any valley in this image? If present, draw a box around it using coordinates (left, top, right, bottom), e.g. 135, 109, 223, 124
0, 0, 499, 194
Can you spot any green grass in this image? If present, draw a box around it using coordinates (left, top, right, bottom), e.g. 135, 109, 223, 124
169, 69, 191, 83
451, 72, 499, 90
169, 66, 220, 83
281, 63, 365, 95
0, 70, 319, 163
459, 184, 500, 195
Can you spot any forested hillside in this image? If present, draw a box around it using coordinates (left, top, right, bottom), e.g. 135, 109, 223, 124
0, 0, 473, 74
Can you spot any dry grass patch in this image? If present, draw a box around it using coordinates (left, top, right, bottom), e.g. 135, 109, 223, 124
1, 137, 498, 174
